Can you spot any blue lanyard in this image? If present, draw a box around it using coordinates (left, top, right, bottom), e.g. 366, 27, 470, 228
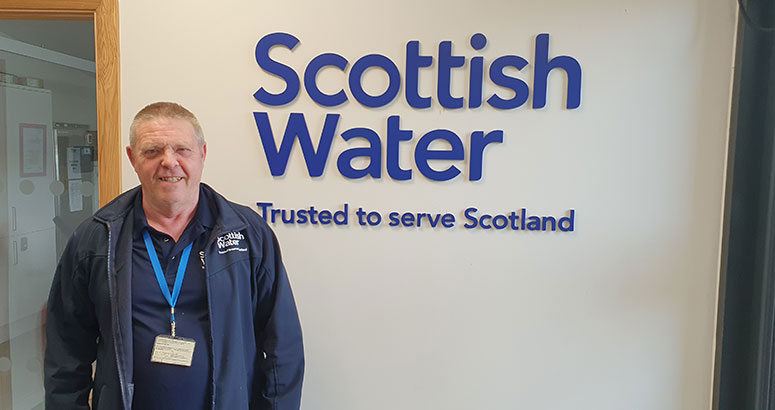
142, 230, 193, 337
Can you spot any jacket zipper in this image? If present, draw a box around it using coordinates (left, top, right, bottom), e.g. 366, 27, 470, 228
102, 220, 129, 410
200, 249, 217, 410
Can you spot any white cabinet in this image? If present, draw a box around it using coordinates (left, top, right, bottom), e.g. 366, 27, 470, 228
3, 83, 56, 235
0, 82, 56, 410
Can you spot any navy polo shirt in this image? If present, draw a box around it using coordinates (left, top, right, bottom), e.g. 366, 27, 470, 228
131, 190, 214, 410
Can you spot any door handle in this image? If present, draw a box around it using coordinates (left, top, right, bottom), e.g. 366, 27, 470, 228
11, 206, 16, 231
12, 240, 18, 265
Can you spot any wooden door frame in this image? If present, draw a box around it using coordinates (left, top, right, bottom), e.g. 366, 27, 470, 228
0, 0, 122, 205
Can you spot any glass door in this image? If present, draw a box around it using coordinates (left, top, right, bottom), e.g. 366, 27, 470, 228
0, 19, 98, 410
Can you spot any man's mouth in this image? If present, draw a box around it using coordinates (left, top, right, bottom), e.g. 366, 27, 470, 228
159, 177, 183, 182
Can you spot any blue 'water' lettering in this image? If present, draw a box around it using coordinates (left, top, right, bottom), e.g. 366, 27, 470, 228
253, 113, 503, 181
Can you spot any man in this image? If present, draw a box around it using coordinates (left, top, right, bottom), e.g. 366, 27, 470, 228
44, 102, 304, 410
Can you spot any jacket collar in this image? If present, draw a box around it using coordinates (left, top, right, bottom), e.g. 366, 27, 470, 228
94, 183, 247, 235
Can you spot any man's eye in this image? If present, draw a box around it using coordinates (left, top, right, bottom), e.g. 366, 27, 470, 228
144, 149, 158, 156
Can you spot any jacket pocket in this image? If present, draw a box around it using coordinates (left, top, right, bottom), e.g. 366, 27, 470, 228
94, 383, 133, 410
95, 385, 107, 410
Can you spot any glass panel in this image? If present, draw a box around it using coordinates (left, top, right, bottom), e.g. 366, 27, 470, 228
0, 19, 98, 410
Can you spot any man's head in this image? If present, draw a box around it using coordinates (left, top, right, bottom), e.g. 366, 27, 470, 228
129, 102, 205, 149
126, 102, 207, 214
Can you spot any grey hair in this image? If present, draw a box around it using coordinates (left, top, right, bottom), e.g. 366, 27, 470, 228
129, 102, 205, 149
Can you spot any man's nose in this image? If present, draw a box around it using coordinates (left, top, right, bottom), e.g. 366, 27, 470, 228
160, 147, 178, 168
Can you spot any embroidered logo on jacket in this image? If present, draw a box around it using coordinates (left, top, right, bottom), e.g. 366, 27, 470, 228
217, 231, 248, 254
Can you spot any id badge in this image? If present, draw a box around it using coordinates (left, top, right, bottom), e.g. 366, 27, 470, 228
150, 334, 196, 367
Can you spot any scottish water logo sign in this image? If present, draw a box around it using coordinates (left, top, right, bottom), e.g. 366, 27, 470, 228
252, 32, 582, 182
251, 32, 580, 232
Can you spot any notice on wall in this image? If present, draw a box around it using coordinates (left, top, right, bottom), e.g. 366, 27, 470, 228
20, 124, 46, 177
67, 147, 82, 179
68, 179, 83, 212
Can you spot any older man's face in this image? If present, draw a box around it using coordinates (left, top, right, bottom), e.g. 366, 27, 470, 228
127, 118, 206, 212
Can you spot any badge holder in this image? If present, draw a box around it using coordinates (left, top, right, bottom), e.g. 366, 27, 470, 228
151, 308, 196, 366
143, 231, 196, 367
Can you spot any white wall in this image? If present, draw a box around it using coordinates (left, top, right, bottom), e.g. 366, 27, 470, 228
120, 1, 737, 409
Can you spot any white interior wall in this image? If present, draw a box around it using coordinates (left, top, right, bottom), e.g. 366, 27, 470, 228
120, 1, 737, 409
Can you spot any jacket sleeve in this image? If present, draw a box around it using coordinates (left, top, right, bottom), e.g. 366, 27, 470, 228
44, 229, 99, 409
252, 224, 305, 410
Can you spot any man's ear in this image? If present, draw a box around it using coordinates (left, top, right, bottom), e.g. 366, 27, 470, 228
126, 146, 135, 167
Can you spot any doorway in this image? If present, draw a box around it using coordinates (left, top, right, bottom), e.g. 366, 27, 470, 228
0, 1, 120, 409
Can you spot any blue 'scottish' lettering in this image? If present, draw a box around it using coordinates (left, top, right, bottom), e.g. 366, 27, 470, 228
254, 32, 582, 109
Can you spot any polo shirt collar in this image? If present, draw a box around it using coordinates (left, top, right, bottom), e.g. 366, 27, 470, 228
132, 185, 215, 241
